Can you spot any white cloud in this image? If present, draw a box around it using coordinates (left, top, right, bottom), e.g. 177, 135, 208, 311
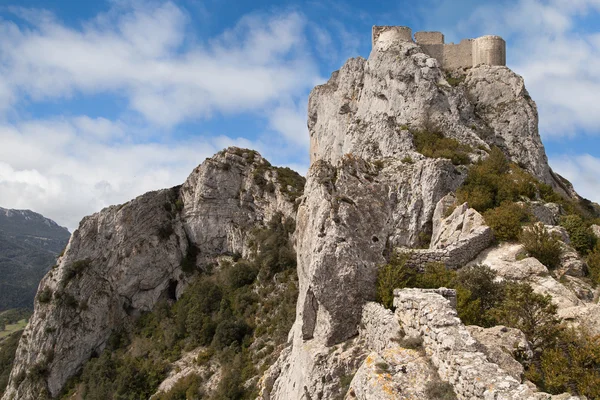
0, 116, 267, 231
0, 3, 321, 127
550, 154, 600, 203
0, 4, 322, 229
268, 102, 309, 148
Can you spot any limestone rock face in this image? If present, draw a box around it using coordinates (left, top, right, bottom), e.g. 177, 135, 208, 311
308, 37, 563, 192
467, 325, 532, 382
264, 29, 572, 400
469, 243, 549, 280
2, 148, 300, 400
3, 188, 188, 399
264, 154, 464, 399
592, 224, 600, 239
430, 201, 489, 250
347, 349, 436, 400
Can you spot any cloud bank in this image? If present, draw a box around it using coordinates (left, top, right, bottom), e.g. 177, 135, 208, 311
0, 3, 318, 229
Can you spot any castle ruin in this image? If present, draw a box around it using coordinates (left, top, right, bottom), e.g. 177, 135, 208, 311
372, 26, 506, 70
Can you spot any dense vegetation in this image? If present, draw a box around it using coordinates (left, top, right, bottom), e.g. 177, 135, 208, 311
457, 147, 600, 249
60, 213, 298, 400
0, 330, 23, 397
377, 145, 600, 397
0, 309, 31, 395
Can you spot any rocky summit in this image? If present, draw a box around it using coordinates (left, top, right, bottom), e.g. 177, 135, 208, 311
3, 26, 600, 400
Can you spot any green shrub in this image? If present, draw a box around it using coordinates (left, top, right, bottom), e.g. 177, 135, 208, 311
457, 147, 541, 213
180, 243, 199, 274
274, 167, 306, 201
174, 199, 184, 212
560, 215, 596, 255
520, 223, 563, 269
484, 202, 530, 241
376, 252, 415, 309
491, 283, 561, 352
78, 352, 168, 400
252, 213, 297, 278
530, 327, 600, 398
212, 319, 252, 349
414, 262, 455, 288
587, 246, 600, 286
225, 261, 259, 289
63, 258, 91, 283
37, 287, 53, 304
412, 130, 472, 165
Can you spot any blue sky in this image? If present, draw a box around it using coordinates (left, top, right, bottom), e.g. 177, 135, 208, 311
0, 0, 599, 230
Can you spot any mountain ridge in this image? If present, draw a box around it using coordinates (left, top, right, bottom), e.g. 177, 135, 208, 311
3, 26, 600, 400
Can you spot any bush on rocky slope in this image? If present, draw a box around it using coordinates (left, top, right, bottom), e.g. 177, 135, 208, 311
587, 245, 600, 286
531, 327, 600, 398
412, 130, 472, 166
59, 214, 299, 400
483, 202, 531, 241
560, 214, 597, 255
519, 223, 562, 269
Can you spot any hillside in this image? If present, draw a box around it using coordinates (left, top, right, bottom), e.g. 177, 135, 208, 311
0, 208, 70, 311
3, 26, 600, 400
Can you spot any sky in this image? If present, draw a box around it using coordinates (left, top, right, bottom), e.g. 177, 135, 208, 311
0, 0, 598, 231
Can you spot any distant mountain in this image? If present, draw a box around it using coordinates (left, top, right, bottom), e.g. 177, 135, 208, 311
0, 208, 70, 311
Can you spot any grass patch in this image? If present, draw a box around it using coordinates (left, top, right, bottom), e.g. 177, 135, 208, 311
413, 130, 472, 166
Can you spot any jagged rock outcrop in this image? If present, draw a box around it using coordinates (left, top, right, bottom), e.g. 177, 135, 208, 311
262, 26, 572, 400
2, 148, 301, 400
5, 17, 595, 400
308, 34, 563, 192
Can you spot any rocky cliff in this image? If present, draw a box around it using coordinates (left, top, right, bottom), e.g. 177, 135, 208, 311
261, 30, 589, 400
1, 149, 301, 399
3, 25, 598, 400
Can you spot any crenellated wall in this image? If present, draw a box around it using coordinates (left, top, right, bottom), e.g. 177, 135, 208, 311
372, 26, 506, 70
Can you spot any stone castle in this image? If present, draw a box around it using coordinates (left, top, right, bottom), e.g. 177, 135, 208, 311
372, 26, 506, 70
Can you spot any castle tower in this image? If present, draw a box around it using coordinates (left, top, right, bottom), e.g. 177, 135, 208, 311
472, 35, 506, 66
372, 26, 413, 47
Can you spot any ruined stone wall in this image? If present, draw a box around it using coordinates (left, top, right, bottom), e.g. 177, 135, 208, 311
399, 225, 493, 270
414, 31, 444, 44
372, 26, 412, 47
359, 302, 402, 353
393, 289, 539, 399
443, 39, 474, 70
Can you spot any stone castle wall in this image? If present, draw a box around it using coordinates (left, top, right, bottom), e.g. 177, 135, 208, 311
393, 289, 543, 399
398, 225, 493, 270
372, 26, 506, 70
